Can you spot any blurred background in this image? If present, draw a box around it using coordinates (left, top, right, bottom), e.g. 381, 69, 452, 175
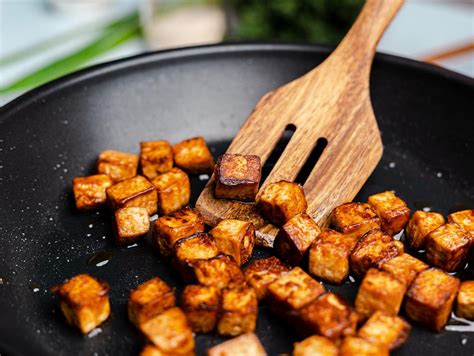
0, 0, 472, 105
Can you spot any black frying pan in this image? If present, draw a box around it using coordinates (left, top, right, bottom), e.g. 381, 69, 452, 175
0, 43, 473, 356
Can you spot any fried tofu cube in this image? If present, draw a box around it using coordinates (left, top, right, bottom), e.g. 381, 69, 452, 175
256, 181, 307, 226
97, 149, 139, 183
140, 141, 174, 180
140, 307, 194, 355
358, 311, 411, 350
349, 229, 404, 278
367, 191, 410, 235
192, 254, 245, 289
308, 229, 358, 284
406, 211, 445, 249
331, 203, 380, 239
244, 256, 289, 300
456, 281, 474, 320
152, 168, 190, 215
293, 335, 339, 356
340, 337, 388, 356
72, 174, 113, 211
405, 268, 460, 331
425, 223, 471, 271
217, 286, 258, 336
172, 232, 220, 282
152, 207, 205, 258
274, 213, 321, 266
181, 285, 220, 333
209, 219, 255, 266
114, 207, 150, 245
214, 153, 262, 201
448, 209, 474, 234
355, 268, 406, 319
128, 277, 176, 328
173, 136, 214, 174
51, 274, 110, 334
140, 344, 166, 356
267, 267, 325, 315
380, 252, 429, 287
106, 175, 157, 215
207, 333, 267, 356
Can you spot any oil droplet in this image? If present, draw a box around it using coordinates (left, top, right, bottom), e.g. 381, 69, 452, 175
393, 230, 404, 240
199, 174, 210, 181
348, 276, 355, 283
436, 172, 443, 178
89, 224, 93, 228
461, 337, 467, 345
33, 288, 39, 293
388, 162, 396, 168
127, 243, 138, 249
150, 214, 158, 222
414, 201, 432, 212
87, 250, 113, 267
87, 327, 102, 338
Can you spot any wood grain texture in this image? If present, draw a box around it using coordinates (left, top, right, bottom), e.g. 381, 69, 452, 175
196, 0, 404, 247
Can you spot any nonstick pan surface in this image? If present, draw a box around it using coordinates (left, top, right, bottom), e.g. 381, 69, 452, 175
0, 43, 473, 356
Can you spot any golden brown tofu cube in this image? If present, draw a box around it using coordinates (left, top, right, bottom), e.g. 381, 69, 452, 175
173, 136, 214, 174
140, 141, 174, 180
192, 254, 245, 289
340, 337, 388, 356
350, 229, 404, 278
380, 253, 428, 287
153, 207, 205, 258
367, 191, 410, 235
72, 174, 113, 211
140, 307, 194, 355
256, 180, 308, 226
308, 229, 358, 284
293, 335, 338, 356
274, 213, 321, 266
181, 285, 220, 333
152, 168, 190, 215
331, 202, 380, 239
114, 207, 150, 245
172, 232, 220, 282
456, 280, 474, 320
406, 211, 445, 249
106, 175, 157, 215
51, 274, 110, 334
425, 223, 471, 271
217, 286, 258, 336
207, 333, 267, 356
209, 219, 255, 266
267, 267, 325, 315
97, 149, 139, 183
214, 153, 262, 201
355, 268, 406, 319
448, 209, 474, 234
140, 344, 166, 356
244, 256, 289, 300
405, 268, 460, 331
358, 311, 411, 350
128, 277, 176, 328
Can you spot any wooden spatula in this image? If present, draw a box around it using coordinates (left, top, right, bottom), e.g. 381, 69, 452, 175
196, 0, 404, 247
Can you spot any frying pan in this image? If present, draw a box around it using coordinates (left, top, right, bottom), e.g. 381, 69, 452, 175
0, 43, 473, 356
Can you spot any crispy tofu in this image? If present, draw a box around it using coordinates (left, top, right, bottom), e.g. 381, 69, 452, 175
173, 136, 214, 174
380, 253, 429, 287
244, 256, 289, 300
331, 202, 380, 239
153, 207, 205, 258
448, 209, 474, 234
367, 191, 410, 235
152, 168, 191, 215
140, 307, 194, 355
207, 333, 267, 356
256, 180, 308, 226
308, 229, 358, 284
456, 280, 474, 320
51, 274, 110, 334
340, 337, 388, 356
140, 344, 167, 356
406, 211, 445, 249
114, 207, 150, 245
349, 229, 404, 278
181, 285, 220, 333
274, 213, 321, 266
97, 149, 139, 183
214, 153, 262, 201
355, 268, 406, 319
267, 267, 325, 315
405, 268, 460, 331
128, 277, 176, 328
72, 174, 113, 211
358, 311, 411, 350
140, 141, 174, 180
425, 223, 471, 271
192, 254, 245, 289
217, 286, 258, 336
210, 219, 255, 266
106, 175, 157, 215
293, 335, 339, 356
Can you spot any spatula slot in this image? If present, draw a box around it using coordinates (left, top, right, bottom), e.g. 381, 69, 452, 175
294, 137, 328, 186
